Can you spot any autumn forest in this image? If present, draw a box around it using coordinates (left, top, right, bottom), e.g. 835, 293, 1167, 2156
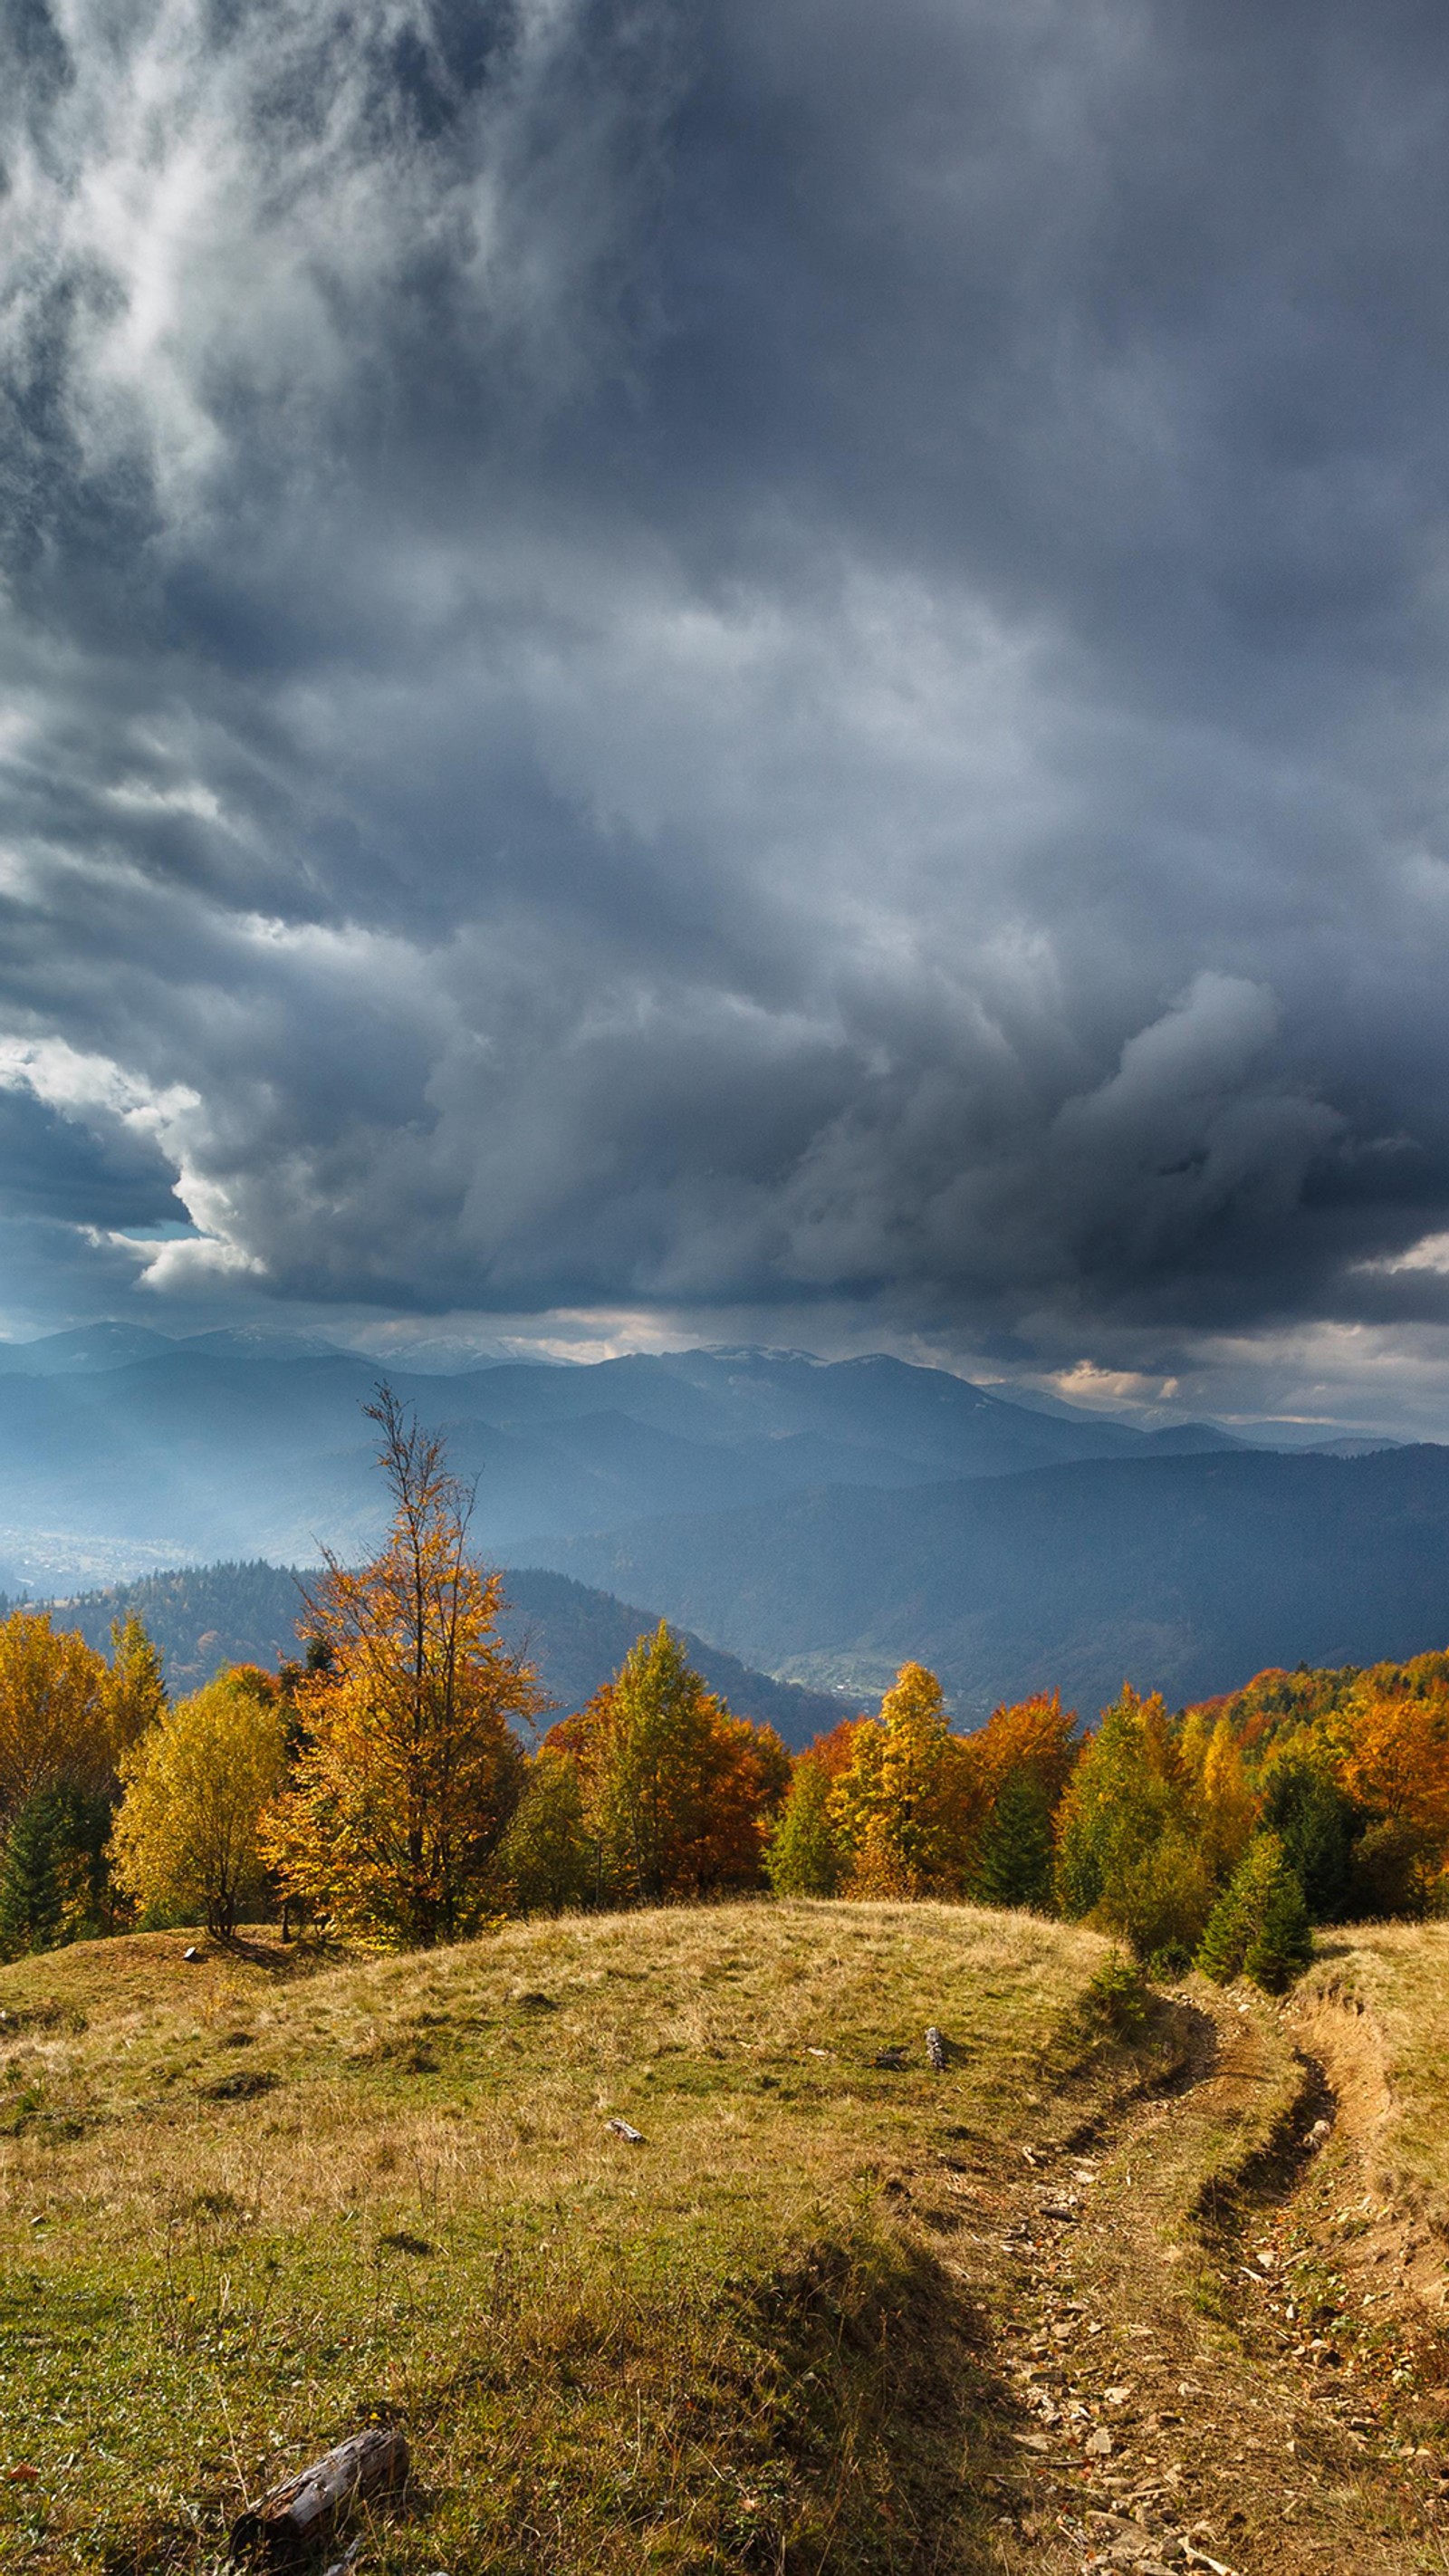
4, 1392, 1449, 1999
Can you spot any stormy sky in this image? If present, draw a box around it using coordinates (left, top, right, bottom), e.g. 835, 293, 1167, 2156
5, 0, 1449, 1432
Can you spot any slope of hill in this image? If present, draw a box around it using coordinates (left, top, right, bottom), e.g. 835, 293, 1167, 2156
31, 1558, 849, 1741
6, 1909, 1448, 2574
536, 1443, 1449, 1719
498, 1568, 851, 1739
1294, 1927, 1449, 2229
0, 1904, 1117, 2575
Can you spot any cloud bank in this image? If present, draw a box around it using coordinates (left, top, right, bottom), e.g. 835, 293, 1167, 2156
5, 0, 1449, 1423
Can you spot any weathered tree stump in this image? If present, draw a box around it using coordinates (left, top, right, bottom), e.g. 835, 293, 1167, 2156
229, 2426, 408, 2564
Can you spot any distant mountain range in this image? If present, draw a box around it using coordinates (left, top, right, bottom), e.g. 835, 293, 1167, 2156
530, 1444, 1449, 1718
0, 1332, 1280, 1590
0, 1326, 1430, 1725
25, 1558, 847, 1746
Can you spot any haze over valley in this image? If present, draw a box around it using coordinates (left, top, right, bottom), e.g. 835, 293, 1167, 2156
3, 1324, 1436, 1726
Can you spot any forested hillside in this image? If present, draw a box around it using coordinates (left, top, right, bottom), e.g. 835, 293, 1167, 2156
20, 1562, 308, 1692
541, 1442, 1449, 1715
498, 1568, 847, 1740
25, 1557, 847, 1741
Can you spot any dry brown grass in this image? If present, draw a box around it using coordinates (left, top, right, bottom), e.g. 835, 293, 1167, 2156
0, 1899, 1120, 2575
1292, 1922, 1449, 2250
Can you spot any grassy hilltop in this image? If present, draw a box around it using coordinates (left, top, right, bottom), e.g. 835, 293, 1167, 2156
0, 1901, 1120, 2575
13, 1907, 1449, 2573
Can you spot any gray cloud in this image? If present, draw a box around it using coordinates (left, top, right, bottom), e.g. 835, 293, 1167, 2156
4, 0, 1449, 1418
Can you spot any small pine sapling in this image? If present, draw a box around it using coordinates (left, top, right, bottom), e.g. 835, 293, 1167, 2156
1196, 1832, 1311, 1993
1243, 1867, 1313, 1994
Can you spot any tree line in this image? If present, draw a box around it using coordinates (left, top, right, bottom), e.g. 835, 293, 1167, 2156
3, 1396, 1449, 1991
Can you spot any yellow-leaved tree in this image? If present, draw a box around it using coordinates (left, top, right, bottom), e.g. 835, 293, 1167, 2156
111, 1668, 288, 1937
0, 1610, 117, 1819
0, 1608, 169, 1954
105, 1615, 168, 1764
1054, 1684, 1214, 1961
830, 1662, 972, 1897
1186, 1710, 1261, 1883
264, 1389, 538, 1946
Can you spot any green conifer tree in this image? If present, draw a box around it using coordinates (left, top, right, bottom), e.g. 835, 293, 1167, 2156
1195, 1875, 1251, 1985
1261, 1756, 1358, 1920
1196, 1832, 1312, 1993
973, 1766, 1054, 1910
765, 1755, 841, 1897
0, 1788, 65, 1960
1243, 1868, 1313, 1994
48, 1783, 116, 1938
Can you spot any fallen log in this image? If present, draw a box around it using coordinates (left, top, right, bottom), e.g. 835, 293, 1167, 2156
229, 2426, 408, 2564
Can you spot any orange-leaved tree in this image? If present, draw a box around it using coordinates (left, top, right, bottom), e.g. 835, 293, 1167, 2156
1336, 1678, 1449, 1851
968, 1689, 1079, 1909
264, 1389, 537, 1946
1329, 1675, 1449, 1910
685, 1707, 792, 1891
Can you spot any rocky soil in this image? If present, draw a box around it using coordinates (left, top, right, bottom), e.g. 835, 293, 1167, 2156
919, 1984, 1449, 2574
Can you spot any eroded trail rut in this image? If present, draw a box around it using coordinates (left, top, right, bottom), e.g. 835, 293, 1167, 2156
933, 1989, 1449, 2574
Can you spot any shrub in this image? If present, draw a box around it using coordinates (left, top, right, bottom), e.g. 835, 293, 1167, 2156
1080, 1950, 1150, 2038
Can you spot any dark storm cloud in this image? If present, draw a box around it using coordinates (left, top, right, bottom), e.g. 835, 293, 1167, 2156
0, 1082, 177, 1227
5, 0, 1449, 1393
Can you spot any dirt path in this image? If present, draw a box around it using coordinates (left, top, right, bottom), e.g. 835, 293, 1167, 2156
937, 1987, 1449, 2574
